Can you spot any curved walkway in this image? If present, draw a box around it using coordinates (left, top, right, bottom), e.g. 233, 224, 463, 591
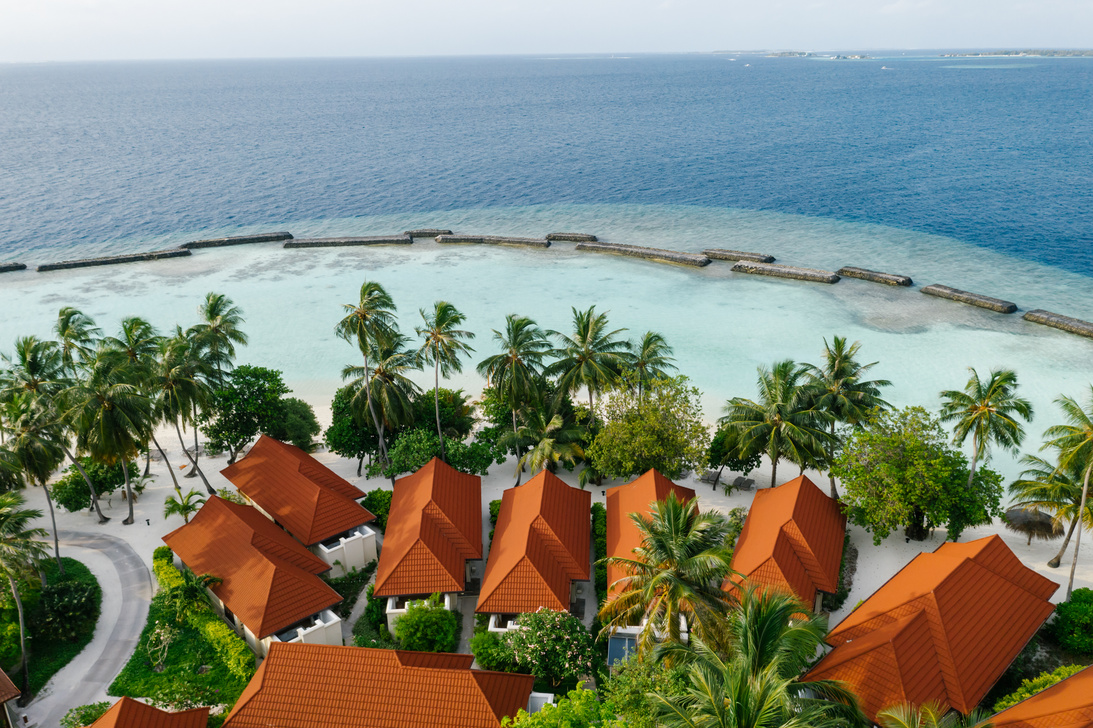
19, 531, 153, 728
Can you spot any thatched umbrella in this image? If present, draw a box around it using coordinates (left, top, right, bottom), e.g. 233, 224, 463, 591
1004, 508, 1064, 545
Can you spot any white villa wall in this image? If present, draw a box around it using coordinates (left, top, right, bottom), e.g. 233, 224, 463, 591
314, 524, 377, 577
385, 593, 457, 633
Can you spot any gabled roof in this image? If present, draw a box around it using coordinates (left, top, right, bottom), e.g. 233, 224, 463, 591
990, 665, 1093, 728
222, 643, 535, 728
0, 669, 17, 704
374, 458, 483, 598
87, 697, 208, 728
476, 470, 590, 614
163, 496, 342, 639
606, 469, 696, 598
723, 475, 846, 605
804, 535, 1058, 721
221, 435, 375, 546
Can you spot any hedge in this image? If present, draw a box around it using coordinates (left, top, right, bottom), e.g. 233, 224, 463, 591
992, 663, 1086, 713
591, 502, 607, 607
1051, 588, 1093, 655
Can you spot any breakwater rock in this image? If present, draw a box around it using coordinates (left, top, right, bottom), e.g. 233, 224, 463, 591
546, 232, 598, 242
1023, 310, 1093, 339
285, 236, 412, 248
38, 248, 191, 272
836, 266, 913, 286
575, 242, 710, 267
181, 232, 293, 249
921, 284, 1017, 313
436, 235, 551, 248
704, 249, 776, 263
404, 229, 452, 237
0, 263, 27, 274
731, 261, 839, 283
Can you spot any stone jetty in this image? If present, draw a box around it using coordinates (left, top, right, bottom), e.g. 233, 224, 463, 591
0, 263, 27, 274
836, 266, 913, 286
1023, 310, 1093, 339
404, 229, 453, 237
284, 236, 412, 248
38, 248, 191, 272
435, 235, 551, 248
704, 249, 776, 264
731, 261, 840, 283
181, 232, 293, 249
575, 242, 710, 267
546, 233, 598, 242
921, 284, 1017, 313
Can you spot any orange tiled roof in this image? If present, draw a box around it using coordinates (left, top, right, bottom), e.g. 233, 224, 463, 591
222, 642, 535, 728
723, 475, 846, 606
87, 697, 208, 728
374, 458, 482, 598
605, 469, 696, 598
803, 535, 1058, 722
0, 669, 17, 704
222, 435, 375, 546
163, 496, 342, 639
476, 470, 590, 614
990, 665, 1093, 728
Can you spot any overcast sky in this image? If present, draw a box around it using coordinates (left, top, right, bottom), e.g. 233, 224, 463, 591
1, 0, 1089, 63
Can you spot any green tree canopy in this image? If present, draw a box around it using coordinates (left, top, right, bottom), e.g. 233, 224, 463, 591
197, 365, 290, 464
393, 593, 460, 653
507, 608, 595, 689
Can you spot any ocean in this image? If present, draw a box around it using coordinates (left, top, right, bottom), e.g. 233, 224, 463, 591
1, 54, 1091, 478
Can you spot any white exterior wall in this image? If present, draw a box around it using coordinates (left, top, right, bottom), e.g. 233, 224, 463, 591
486, 613, 521, 634
385, 593, 457, 633
314, 525, 378, 578
207, 588, 341, 657
527, 693, 555, 714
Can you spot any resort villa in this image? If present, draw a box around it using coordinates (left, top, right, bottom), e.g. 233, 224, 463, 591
222, 435, 378, 578
804, 535, 1058, 723
84, 698, 209, 728
221, 642, 536, 728
603, 469, 696, 664
476, 470, 591, 633
163, 496, 344, 657
723, 475, 847, 613
373, 457, 483, 632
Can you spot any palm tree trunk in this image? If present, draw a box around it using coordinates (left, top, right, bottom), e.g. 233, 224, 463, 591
151, 433, 182, 496
361, 352, 390, 467
434, 357, 446, 462
61, 445, 108, 523
1049, 516, 1079, 568
121, 458, 135, 525
174, 419, 213, 494
9, 576, 29, 705
143, 449, 151, 478
1066, 464, 1091, 600
40, 481, 64, 575
966, 443, 980, 491
357, 455, 363, 477
588, 389, 595, 426
829, 421, 839, 499
770, 457, 778, 488
185, 403, 200, 479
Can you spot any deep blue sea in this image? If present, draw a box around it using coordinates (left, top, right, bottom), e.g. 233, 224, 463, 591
1, 54, 1091, 271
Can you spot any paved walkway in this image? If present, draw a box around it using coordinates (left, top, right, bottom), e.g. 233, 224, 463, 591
18, 531, 153, 728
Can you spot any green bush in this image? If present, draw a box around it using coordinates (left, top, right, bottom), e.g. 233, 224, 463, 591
0, 622, 21, 671
503, 688, 614, 727
50, 459, 134, 512
362, 490, 393, 531
821, 532, 857, 613
60, 701, 112, 728
488, 498, 502, 542
600, 652, 690, 728
267, 397, 321, 451
591, 503, 607, 607
371, 428, 502, 479
363, 583, 387, 632
394, 593, 461, 653
470, 631, 519, 673
325, 560, 377, 619
34, 579, 101, 641
1052, 588, 1093, 655
992, 663, 1085, 713
352, 613, 399, 650
508, 609, 594, 690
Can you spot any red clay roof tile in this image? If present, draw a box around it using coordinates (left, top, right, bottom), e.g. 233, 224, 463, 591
374, 458, 482, 597
88, 697, 209, 728
476, 471, 590, 614
222, 643, 535, 728
0, 670, 16, 705
163, 496, 342, 639
222, 436, 375, 546
990, 665, 1093, 728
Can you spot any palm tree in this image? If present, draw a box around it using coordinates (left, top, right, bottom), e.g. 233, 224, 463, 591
877, 702, 993, 728
188, 292, 248, 388
599, 493, 736, 655
65, 353, 153, 525
151, 332, 213, 494
101, 317, 162, 375
477, 315, 552, 454
415, 301, 475, 462
631, 331, 677, 402
940, 368, 1033, 492
806, 336, 891, 498
54, 307, 101, 376
1009, 452, 1093, 568
510, 406, 585, 477
336, 281, 399, 466
721, 360, 832, 488
546, 306, 631, 423
0, 491, 48, 704
163, 568, 221, 623
164, 489, 206, 524
342, 333, 421, 444
1, 336, 67, 400
1042, 387, 1093, 599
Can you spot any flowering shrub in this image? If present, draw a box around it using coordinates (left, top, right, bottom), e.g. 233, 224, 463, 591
507, 608, 595, 688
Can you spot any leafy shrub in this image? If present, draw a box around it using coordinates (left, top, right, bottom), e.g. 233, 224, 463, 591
508, 608, 594, 689
50, 459, 134, 512
821, 532, 858, 613
488, 499, 502, 543
724, 507, 748, 550
34, 579, 101, 641
266, 397, 321, 451
363, 583, 387, 631
325, 560, 377, 619
60, 701, 112, 728
992, 663, 1085, 713
362, 490, 393, 531
0, 622, 21, 670
411, 388, 476, 440
470, 631, 518, 672
591, 502, 607, 606
352, 602, 399, 650
393, 593, 461, 653
600, 652, 690, 728
216, 488, 247, 505
1051, 588, 1093, 655
503, 688, 615, 727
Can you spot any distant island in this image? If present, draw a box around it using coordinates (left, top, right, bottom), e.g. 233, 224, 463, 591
942, 49, 1093, 57
765, 51, 871, 59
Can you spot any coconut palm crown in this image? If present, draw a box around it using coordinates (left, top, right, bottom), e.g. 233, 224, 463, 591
1042, 387, 1093, 599
416, 301, 475, 462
